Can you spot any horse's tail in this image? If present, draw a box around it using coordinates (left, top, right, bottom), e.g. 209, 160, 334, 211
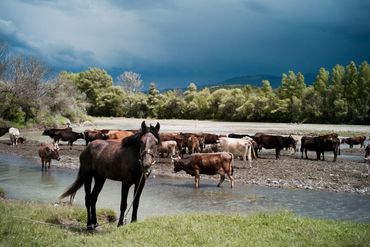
59, 171, 84, 204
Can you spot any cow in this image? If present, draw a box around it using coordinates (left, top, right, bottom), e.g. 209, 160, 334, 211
9, 127, 20, 146
341, 136, 366, 148
187, 135, 200, 154
228, 133, 254, 139
54, 131, 84, 149
159, 140, 177, 158
42, 127, 72, 143
180, 132, 205, 154
364, 145, 370, 174
172, 152, 234, 188
106, 130, 135, 140
83, 129, 109, 145
253, 134, 296, 159
0, 127, 10, 137
203, 133, 223, 145
301, 136, 340, 162
38, 142, 60, 170
160, 132, 185, 157
218, 137, 255, 168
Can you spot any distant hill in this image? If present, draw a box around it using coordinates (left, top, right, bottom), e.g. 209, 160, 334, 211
160, 73, 316, 92
199, 73, 316, 90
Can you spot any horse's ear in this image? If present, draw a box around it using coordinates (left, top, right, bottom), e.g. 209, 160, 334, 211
155, 122, 160, 131
141, 121, 147, 132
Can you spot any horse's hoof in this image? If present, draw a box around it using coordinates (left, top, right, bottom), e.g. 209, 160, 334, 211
87, 225, 94, 231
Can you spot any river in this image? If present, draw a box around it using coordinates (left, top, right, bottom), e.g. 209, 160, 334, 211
1, 153, 369, 224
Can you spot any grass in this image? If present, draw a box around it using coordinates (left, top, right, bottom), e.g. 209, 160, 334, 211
1, 199, 370, 247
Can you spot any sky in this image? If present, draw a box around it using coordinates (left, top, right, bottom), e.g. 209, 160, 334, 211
0, 0, 369, 89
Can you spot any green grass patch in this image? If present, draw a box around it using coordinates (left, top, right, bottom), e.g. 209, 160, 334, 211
0, 199, 369, 246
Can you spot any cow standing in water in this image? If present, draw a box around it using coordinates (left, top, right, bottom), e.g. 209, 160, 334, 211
172, 152, 234, 188
38, 142, 60, 170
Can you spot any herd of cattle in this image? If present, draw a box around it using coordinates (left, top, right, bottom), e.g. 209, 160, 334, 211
0, 125, 369, 187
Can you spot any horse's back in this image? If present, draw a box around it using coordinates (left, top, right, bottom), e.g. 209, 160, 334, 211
80, 139, 136, 180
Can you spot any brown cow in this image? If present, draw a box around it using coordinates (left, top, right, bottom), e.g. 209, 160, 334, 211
341, 136, 366, 148
187, 135, 200, 154
172, 152, 234, 188
253, 134, 296, 159
106, 130, 135, 140
38, 142, 60, 170
83, 129, 109, 145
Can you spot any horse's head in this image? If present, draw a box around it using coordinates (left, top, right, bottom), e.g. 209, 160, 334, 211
139, 121, 160, 177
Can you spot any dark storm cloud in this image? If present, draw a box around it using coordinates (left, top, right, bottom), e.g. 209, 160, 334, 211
0, 0, 369, 89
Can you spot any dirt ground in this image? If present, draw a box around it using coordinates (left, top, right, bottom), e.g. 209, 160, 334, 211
1, 138, 369, 196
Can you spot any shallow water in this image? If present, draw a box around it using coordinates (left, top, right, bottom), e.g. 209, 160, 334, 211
1, 153, 369, 223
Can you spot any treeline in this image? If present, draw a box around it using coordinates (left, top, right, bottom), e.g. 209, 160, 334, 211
0, 43, 369, 125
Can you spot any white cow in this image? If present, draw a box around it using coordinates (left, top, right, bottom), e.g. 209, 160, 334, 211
218, 137, 255, 168
159, 140, 177, 158
9, 127, 20, 146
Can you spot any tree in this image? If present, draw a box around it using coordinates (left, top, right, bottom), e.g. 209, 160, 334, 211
147, 82, 161, 118
75, 68, 113, 116
117, 71, 143, 94
0, 55, 48, 122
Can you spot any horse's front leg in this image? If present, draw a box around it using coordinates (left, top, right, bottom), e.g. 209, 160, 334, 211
118, 184, 130, 227
131, 179, 146, 223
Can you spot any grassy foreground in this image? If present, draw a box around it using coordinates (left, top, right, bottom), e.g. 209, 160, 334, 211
1, 199, 370, 247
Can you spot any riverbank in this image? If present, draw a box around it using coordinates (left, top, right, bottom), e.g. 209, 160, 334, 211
0, 138, 369, 196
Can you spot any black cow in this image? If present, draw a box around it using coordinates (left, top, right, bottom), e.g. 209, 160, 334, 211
301, 136, 340, 162
54, 131, 84, 149
253, 134, 296, 159
0, 127, 10, 137
228, 133, 253, 139
42, 127, 72, 142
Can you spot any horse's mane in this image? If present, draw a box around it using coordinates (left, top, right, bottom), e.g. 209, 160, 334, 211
121, 125, 160, 149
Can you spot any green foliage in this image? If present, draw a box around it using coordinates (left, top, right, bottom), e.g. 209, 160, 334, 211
1, 50, 369, 124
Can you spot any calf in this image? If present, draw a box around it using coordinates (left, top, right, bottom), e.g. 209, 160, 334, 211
187, 135, 200, 154
38, 142, 60, 170
341, 136, 366, 148
159, 140, 177, 158
9, 127, 20, 146
218, 137, 255, 168
172, 152, 234, 188
54, 131, 84, 149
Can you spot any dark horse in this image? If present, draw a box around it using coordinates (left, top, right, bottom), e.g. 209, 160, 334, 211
60, 121, 160, 230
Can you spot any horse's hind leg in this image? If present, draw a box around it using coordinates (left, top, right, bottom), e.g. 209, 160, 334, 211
90, 175, 106, 228
84, 176, 93, 230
